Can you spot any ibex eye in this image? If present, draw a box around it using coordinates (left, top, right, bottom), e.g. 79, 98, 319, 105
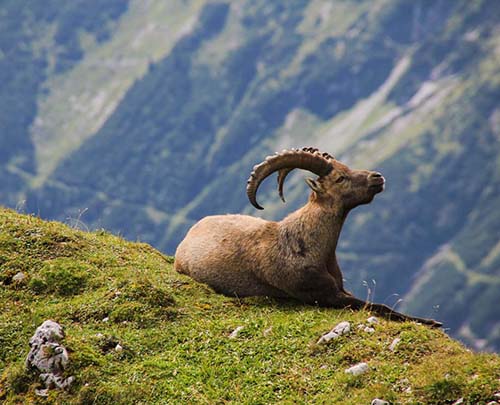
336, 176, 345, 183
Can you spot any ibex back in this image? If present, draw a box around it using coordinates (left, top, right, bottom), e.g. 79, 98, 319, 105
175, 147, 441, 327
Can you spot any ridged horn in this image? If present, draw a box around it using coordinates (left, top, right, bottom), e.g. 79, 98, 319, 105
247, 147, 334, 210
276, 148, 335, 203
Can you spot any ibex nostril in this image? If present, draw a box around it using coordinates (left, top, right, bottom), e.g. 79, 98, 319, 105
370, 172, 383, 179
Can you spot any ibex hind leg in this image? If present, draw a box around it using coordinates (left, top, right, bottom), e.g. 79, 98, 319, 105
335, 293, 442, 328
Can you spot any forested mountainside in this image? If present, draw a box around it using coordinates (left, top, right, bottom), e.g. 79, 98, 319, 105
1, 0, 499, 351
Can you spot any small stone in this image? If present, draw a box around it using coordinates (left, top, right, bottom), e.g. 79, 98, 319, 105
371, 399, 389, 405
229, 326, 244, 339
389, 337, 401, 351
318, 321, 350, 344
400, 378, 412, 393
35, 388, 49, 397
317, 330, 339, 344
102, 317, 109, 323
494, 393, 500, 399
345, 362, 369, 376
29, 320, 64, 344
95, 333, 104, 338
332, 321, 351, 335
367, 316, 379, 324
364, 326, 375, 333
42, 374, 74, 390
115, 344, 123, 352
12, 272, 26, 282
263, 327, 273, 336
451, 398, 464, 405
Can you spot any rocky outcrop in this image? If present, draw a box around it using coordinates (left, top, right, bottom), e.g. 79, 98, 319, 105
26, 320, 74, 393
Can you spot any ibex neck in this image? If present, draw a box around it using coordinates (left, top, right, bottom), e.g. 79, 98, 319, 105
279, 201, 346, 260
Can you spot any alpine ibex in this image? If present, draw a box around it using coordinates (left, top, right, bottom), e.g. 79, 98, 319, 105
175, 147, 441, 327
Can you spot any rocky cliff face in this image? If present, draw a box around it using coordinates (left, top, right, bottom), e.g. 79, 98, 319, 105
1, 0, 499, 350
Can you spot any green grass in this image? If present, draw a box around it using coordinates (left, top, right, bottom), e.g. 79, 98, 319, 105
0, 207, 499, 404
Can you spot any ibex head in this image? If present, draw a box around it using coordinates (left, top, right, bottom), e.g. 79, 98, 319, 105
246, 147, 385, 212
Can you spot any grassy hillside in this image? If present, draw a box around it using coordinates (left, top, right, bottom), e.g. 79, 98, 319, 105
1, 207, 500, 404
1, 0, 499, 353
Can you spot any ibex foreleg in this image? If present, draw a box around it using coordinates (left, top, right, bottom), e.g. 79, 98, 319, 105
333, 293, 442, 328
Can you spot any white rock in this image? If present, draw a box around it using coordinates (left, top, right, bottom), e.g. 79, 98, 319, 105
12, 272, 27, 282
35, 388, 49, 397
263, 327, 273, 336
26, 322, 67, 374
451, 398, 464, 405
317, 330, 339, 344
115, 344, 123, 352
371, 399, 389, 405
40, 373, 75, 390
494, 393, 500, 399
102, 317, 109, 322
95, 333, 104, 338
332, 321, 351, 335
345, 362, 369, 375
29, 320, 64, 344
26, 320, 74, 391
317, 321, 350, 344
364, 326, 375, 333
367, 316, 379, 324
389, 337, 401, 351
229, 326, 244, 339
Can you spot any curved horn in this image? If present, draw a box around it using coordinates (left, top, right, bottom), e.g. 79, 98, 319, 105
277, 168, 293, 202
276, 148, 335, 203
247, 147, 334, 210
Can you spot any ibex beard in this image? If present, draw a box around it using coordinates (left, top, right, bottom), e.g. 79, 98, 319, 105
175, 147, 442, 327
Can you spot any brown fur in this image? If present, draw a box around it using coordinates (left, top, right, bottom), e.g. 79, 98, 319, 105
175, 158, 442, 327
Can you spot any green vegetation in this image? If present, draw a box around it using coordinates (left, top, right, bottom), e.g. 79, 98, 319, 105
1, 0, 500, 352
1, 208, 499, 404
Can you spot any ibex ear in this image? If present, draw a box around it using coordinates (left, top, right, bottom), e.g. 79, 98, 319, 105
305, 177, 325, 194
